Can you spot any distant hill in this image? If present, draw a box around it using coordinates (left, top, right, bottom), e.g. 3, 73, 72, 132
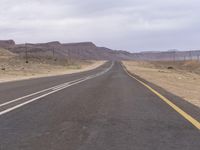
0, 48, 16, 58
132, 50, 200, 61
1, 40, 200, 61
0, 40, 15, 49
0, 40, 133, 60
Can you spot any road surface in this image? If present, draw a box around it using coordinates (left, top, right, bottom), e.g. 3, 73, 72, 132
0, 62, 199, 150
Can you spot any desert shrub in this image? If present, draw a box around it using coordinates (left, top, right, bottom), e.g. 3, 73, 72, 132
167, 66, 174, 69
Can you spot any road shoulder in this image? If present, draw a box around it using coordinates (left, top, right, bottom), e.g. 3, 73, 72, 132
0, 61, 106, 83
122, 61, 200, 129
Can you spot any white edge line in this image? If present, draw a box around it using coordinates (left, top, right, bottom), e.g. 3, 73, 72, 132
0, 62, 114, 116
0, 76, 94, 107
0, 79, 89, 116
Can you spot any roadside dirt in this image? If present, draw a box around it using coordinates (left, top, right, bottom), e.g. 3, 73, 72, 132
123, 60, 200, 108
0, 48, 105, 83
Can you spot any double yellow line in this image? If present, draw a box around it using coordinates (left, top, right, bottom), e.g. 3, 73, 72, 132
122, 63, 200, 130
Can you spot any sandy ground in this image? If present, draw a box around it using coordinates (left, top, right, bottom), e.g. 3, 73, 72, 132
0, 48, 106, 83
123, 60, 200, 108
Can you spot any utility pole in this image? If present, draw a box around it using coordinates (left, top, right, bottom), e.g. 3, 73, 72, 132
25, 43, 28, 63
52, 47, 56, 61
173, 51, 176, 62
52, 47, 55, 58
189, 51, 192, 60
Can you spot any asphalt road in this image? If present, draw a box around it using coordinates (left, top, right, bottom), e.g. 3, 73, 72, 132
0, 62, 199, 150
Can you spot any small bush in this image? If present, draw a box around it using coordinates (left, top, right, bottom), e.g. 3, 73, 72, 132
167, 66, 174, 69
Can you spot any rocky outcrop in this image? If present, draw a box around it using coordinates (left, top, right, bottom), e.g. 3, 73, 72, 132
0, 40, 15, 49
9, 40, 133, 60
3, 39, 200, 61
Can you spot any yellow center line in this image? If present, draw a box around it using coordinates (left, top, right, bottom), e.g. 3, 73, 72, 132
121, 63, 200, 130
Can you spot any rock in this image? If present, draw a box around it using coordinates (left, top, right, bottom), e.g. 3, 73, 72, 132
1, 67, 6, 71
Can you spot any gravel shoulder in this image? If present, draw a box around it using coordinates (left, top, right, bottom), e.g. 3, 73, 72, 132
122, 60, 200, 108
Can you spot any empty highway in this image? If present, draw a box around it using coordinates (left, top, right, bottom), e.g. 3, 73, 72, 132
0, 62, 199, 150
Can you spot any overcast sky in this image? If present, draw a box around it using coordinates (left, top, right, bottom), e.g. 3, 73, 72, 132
0, 0, 199, 52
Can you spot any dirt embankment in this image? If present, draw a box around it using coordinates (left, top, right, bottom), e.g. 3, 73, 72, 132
0, 48, 106, 83
123, 60, 200, 108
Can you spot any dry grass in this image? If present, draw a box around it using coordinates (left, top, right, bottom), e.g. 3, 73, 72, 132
0, 49, 105, 83
123, 60, 200, 108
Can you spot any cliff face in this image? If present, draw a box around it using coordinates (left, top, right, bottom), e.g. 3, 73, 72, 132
1, 40, 199, 61
0, 40, 15, 49
2, 40, 133, 60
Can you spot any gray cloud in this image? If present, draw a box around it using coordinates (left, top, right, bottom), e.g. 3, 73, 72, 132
0, 0, 199, 51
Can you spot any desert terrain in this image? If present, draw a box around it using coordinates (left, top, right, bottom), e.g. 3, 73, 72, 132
123, 60, 200, 108
0, 48, 105, 83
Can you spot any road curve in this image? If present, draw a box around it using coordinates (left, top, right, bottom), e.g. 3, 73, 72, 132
0, 62, 199, 150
